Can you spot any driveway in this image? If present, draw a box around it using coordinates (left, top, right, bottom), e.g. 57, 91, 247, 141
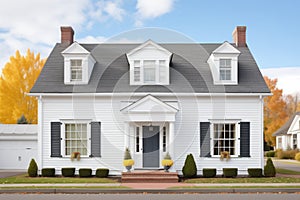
271, 159, 300, 172
0, 170, 26, 178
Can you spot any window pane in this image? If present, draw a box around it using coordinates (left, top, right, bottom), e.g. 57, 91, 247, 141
144, 60, 156, 83
213, 123, 236, 156
70, 59, 83, 81
65, 123, 87, 156
136, 127, 140, 152
134, 60, 140, 82
219, 59, 231, 81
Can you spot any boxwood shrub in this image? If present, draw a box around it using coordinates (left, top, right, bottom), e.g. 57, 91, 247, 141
42, 168, 55, 177
202, 168, 216, 178
248, 168, 263, 177
266, 151, 275, 157
223, 168, 238, 178
96, 168, 109, 178
62, 167, 75, 177
79, 168, 92, 177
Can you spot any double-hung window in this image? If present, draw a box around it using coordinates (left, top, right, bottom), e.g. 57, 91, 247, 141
219, 59, 232, 81
70, 59, 83, 81
65, 123, 88, 156
213, 123, 236, 156
293, 134, 297, 149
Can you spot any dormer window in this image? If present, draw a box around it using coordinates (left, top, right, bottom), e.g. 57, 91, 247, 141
207, 42, 240, 85
219, 59, 231, 81
127, 40, 172, 85
61, 42, 96, 85
70, 59, 83, 81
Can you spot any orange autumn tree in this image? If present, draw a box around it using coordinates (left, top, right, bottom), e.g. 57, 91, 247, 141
0, 49, 46, 124
264, 76, 288, 146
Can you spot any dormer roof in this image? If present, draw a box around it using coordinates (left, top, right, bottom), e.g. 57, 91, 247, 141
212, 41, 241, 54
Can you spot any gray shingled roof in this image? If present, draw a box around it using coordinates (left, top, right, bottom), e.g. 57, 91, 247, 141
273, 112, 300, 136
30, 43, 270, 94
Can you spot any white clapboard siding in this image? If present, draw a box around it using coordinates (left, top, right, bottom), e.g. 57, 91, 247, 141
40, 95, 263, 175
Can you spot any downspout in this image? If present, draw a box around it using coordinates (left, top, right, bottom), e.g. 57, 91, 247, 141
260, 95, 264, 170
38, 95, 43, 174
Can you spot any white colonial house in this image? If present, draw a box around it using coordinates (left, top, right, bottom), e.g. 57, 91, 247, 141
29, 26, 270, 175
274, 112, 300, 150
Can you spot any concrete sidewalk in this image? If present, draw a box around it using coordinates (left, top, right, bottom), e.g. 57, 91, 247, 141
1, 182, 300, 189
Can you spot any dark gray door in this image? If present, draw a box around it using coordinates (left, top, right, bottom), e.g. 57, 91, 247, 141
143, 126, 160, 168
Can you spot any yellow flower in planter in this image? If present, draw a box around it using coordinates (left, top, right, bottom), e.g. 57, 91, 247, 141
161, 159, 173, 167
123, 159, 135, 167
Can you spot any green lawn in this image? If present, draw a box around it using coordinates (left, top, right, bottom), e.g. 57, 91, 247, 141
185, 177, 300, 184
276, 168, 300, 175
0, 174, 118, 184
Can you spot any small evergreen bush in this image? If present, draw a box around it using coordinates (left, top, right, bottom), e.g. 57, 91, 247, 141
27, 159, 38, 177
202, 168, 216, 178
264, 158, 276, 177
96, 168, 109, 178
62, 168, 75, 177
266, 151, 275, 157
295, 152, 300, 161
223, 168, 238, 178
248, 168, 263, 177
182, 154, 197, 178
42, 168, 55, 177
79, 168, 92, 177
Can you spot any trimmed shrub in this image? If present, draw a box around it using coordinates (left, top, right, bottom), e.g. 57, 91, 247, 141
223, 168, 238, 178
79, 168, 92, 177
295, 152, 300, 161
182, 154, 197, 178
96, 168, 109, 178
42, 168, 55, 177
27, 159, 38, 177
62, 168, 75, 177
264, 158, 276, 177
203, 168, 216, 178
248, 168, 263, 177
276, 149, 299, 159
266, 151, 275, 157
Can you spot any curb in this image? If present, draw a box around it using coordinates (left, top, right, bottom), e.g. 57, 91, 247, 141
1, 188, 300, 194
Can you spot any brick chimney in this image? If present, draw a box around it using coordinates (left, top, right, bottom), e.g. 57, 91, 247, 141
232, 26, 247, 47
60, 26, 74, 46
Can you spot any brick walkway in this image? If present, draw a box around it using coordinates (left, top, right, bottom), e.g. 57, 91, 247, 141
121, 182, 194, 189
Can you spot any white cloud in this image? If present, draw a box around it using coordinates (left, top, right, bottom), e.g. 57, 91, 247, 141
135, 0, 174, 26
0, 0, 126, 72
261, 67, 300, 95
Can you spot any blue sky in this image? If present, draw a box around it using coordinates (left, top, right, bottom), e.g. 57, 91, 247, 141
0, 0, 299, 94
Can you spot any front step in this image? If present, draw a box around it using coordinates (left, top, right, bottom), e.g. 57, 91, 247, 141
121, 171, 179, 183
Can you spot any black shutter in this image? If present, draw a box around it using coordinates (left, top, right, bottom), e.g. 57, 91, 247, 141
240, 122, 250, 157
200, 122, 211, 157
90, 121, 101, 157
51, 122, 62, 157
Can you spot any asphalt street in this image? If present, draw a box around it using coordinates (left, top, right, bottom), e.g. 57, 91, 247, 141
272, 159, 300, 172
0, 194, 300, 200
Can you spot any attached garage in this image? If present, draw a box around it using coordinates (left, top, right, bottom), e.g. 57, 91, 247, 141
0, 125, 37, 170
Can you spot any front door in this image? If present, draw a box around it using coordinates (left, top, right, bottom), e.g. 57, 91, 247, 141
143, 126, 159, 168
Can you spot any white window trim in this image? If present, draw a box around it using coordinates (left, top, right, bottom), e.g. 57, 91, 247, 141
130, 59, 169, 85
209, 120, 240, 158
60, 119, 91, 158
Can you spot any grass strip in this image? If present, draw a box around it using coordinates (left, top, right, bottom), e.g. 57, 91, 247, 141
0, 174, 117, 184
276, 168, 300, 175
185, 177, 300, 184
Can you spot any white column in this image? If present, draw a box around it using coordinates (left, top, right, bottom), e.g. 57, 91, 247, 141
169, 122, 175, 160
124, 122, 129, 149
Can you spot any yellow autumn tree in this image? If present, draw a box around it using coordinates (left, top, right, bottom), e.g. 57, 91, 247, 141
264, 76, 288, 146
0, 49, 45, 124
